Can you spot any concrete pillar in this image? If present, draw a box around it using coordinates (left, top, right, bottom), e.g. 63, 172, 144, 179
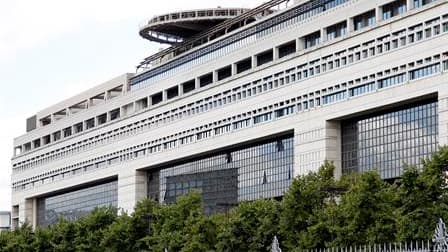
162, 90, 168, 101
293, 120, 341, 178
273, 46, 280, 60
117, 170, 147, 214
179, 84, 184, 96
213, 70, 218, 83
296, 38, 304, 51
32, 199, 37, 228
406, 0, 413, 10
347, 18, 354, 33
321, 28, 328, 43
438, 88, 448, 147
195, 77, 200, 89
231, 63, 237, 75
376, 6, 383, 23
18, 199, 34, 228
252, 55, 257, 68
325, 121, 342, 179
147, 96, 153, 108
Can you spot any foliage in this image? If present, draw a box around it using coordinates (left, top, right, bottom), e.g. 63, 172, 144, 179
328, 172, 397, 246
217, 199, 280, 252
395, 146, 448, 241
2, 148, 448, 251
279, 160, 336, 250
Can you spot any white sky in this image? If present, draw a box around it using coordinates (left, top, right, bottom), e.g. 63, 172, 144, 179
0, 0, 264, 211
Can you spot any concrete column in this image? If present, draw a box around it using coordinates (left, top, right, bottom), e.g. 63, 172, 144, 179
347, 18, 354, 33
195, 77, 200, 89
325, 121, 342, 179
178, 85, 184, 96
293, 120, 341, 178
438, 89, 448, 147
296, 38, 304, 51
321, 28, 328, 43
147, 96, 153, 108
162, 90, 168, 101
406, 0, 413, 10
273, 46, 280, 60
213, 70, 218, 83
50, 114, 55, 125
231, 63, 237, 75
376, 6, 383, 23
117, 170, 147, 214
251, 55, 257, 68
18, 199, 34, 228
32, 199, 37, 229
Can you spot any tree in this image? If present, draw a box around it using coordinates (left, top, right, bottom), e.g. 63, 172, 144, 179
216, 199, 280, 252
279, 161, 336, 250
396, 147, 448, 241
143, 191, 212, 251
101, 199, 159, 251
0, 223, 34, 252
73, 207, 117, 252
328, 172, 397, 246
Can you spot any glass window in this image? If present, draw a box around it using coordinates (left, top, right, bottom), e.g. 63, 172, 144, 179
382, 0, 406, 20
37, 180, 118, 226
353, 10, 376, 31
147, 136, 294, 214
341, 101, 438, 179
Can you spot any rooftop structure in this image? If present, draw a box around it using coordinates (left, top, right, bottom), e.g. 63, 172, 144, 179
139, 8, 251, 45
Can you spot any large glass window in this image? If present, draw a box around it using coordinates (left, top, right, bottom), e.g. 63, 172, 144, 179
341, 101, 438, 179
37, 180, 118, 226
353, 10, 376, 31
409, 63, 441, 80
413, 0, 437, 8
303, 31, 321, 49
147, 135, 294, 214
382, 0, 407, 20
326, 21, 347, 41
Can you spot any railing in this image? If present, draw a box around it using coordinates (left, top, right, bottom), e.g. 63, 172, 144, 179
271, 219, 448, 252
304, 241, 432, 252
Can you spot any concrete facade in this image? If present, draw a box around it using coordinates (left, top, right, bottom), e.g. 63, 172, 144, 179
11, 0, 448, 228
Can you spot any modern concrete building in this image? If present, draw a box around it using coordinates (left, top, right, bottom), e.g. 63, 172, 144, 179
0, 211, 11, 232
11, 0, 448, 228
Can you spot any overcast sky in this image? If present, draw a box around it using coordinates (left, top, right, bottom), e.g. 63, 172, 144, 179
0, 0, 264, 211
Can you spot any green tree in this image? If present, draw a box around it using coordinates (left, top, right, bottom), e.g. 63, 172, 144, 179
144, 191, 212, 251
73, 207, 117, 252
279, 161, 336, 250
216, 199, 280, 252
396, 146, 448, 241
101, 199, 159, 251
329, 172, 397, 246
0, 223, 34, 252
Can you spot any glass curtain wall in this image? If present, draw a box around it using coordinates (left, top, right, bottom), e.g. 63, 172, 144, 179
36, 180, 118, 226
342, 100, 438, 179
147, 135, 294, 214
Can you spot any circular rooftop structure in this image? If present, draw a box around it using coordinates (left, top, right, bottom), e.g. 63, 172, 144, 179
139, 8, 251, 45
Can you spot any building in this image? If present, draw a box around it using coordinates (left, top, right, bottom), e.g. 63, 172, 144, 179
0, 211, 11, 232
11, 0, 448, 228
